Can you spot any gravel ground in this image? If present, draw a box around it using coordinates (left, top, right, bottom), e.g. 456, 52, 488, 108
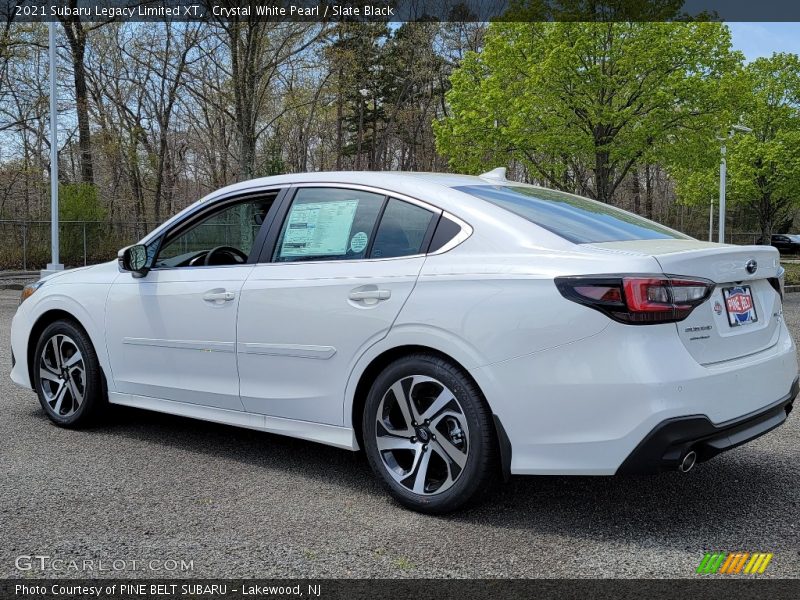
1, 288, 798, 579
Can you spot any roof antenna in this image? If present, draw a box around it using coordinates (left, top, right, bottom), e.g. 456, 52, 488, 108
479, 167, 507, 181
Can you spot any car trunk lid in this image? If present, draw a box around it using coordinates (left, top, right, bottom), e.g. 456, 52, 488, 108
588, 239, 782, 365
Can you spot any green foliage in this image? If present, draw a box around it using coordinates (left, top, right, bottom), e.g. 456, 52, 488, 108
435, 22, 741, 203
58, 183, 106, 222
673, 53, 800, 239
58, 183, 108, 266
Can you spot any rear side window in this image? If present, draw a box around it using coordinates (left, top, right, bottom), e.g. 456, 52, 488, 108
455, 185, 689, 244
429, 216, 462, 252
371, 199, 435, 259
274, 188, 384, 262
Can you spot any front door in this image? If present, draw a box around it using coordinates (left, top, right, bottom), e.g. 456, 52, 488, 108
105, 192, 279, 410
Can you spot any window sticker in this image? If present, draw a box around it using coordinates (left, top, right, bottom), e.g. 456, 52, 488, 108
350, 231, 369, 253
280, 199, 359, 257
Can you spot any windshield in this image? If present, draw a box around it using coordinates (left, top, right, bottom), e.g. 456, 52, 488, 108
454, 185, 690, 244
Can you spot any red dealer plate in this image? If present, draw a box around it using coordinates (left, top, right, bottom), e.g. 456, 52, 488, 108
722, 285, 758, 327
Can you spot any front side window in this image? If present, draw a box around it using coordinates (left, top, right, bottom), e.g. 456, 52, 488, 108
455, 185, 689, 244
274, 188, 385, 262
155, 194, 276, 268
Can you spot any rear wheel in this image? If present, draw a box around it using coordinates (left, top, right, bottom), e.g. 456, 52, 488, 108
34, 320, 105, 428
363, 354, 498, 514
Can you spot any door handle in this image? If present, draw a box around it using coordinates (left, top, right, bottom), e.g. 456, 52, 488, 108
204, 290, 236, 303
349, 289, 391, 301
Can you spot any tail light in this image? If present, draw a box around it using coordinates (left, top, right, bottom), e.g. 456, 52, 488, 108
555, 275, 714, 324
769, 266, 784, 301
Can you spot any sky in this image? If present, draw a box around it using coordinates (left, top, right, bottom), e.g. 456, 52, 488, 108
727, 23, 800, 61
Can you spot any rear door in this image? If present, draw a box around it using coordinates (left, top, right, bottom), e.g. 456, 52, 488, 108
237, 185, 439, 425
591, 239, 782, 365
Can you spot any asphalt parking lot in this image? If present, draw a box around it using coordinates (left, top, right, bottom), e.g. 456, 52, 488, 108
1, 288, 799, 579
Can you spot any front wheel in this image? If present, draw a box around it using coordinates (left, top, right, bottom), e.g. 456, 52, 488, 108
362, 354, 498, 514
33, 319, 105, 428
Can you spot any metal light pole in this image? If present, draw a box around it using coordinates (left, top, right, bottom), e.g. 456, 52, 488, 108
43, 21, 64, 277
708, 198, 714, 242
718, 142, 727, 243
717, 124, 753, 245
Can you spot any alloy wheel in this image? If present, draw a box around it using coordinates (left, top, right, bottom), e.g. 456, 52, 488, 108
38, 334, 86, 418
375, 375, 470, 495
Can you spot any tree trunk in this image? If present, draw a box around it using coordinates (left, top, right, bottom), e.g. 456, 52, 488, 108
61, 15, 94, 184
356, 99, 364, 170
335, 67, 344, 170
644, 164, 653, 220
631, 167, 641, 214
759, 192, 775, 245
760, 219, 774, 246
594, 148, 611, 203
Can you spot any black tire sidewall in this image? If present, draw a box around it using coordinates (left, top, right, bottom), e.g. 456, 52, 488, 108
362, 354, 495, 514
34, 320, 103, 428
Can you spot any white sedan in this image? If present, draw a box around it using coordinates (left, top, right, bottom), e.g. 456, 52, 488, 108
10, 170, 798, 513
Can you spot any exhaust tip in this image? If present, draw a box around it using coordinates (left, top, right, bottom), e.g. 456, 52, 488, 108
679, 450, 697, 473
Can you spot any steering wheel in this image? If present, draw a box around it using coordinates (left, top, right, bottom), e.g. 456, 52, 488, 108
203, 246, 248, 266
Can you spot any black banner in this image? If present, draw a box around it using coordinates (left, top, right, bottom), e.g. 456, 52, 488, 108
6, 0, 800, 23
2, 579, 800, 600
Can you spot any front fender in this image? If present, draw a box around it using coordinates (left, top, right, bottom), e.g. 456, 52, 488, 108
17, 282, 116, 392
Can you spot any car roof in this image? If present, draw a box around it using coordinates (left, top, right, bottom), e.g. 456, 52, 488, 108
196, 170, 510, 212
203, 171, 491, 194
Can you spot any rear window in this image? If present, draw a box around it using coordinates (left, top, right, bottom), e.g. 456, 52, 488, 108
454, 185, 689, 244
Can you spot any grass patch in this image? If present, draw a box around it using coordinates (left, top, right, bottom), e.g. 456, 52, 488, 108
781, 262, 800, 285
393, 557, 415, 571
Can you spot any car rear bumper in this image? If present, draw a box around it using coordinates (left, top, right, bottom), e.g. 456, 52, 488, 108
617, 376, 798, 474
470, 318, 798, 475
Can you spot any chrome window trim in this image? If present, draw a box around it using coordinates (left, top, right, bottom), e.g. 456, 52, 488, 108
141, 181, 474, 264
289, 182, 443, 215
139, 184, 287, 246
430, 211, 473, 256
274, 182, 473, 262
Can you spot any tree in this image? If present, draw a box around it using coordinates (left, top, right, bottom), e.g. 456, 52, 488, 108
59, 4, 112, 184
435, 22, 740, 204
210, 19, 323, 179
325, 22, 390, 169
673, 54, 800, 242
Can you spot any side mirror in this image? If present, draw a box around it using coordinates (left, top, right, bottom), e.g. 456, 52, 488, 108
118, 244, 150, 278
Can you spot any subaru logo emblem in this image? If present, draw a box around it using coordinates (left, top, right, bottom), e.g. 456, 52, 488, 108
746, 259, 758, 274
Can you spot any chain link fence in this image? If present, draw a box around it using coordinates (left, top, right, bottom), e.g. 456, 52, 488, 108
0, 220, 159, 270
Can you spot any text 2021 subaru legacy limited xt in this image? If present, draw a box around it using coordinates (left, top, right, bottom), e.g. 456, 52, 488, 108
10, 170, 798, 513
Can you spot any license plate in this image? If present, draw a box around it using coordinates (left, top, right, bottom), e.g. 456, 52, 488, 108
722, 285, 758, 327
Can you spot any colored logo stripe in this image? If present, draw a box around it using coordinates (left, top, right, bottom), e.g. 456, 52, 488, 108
697, 552, 773, 574
697, 553, 726, 573
745, 553, 773, 574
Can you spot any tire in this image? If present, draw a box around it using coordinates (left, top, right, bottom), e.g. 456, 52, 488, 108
362, 353, 498, 514
33, 319, 106, 428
